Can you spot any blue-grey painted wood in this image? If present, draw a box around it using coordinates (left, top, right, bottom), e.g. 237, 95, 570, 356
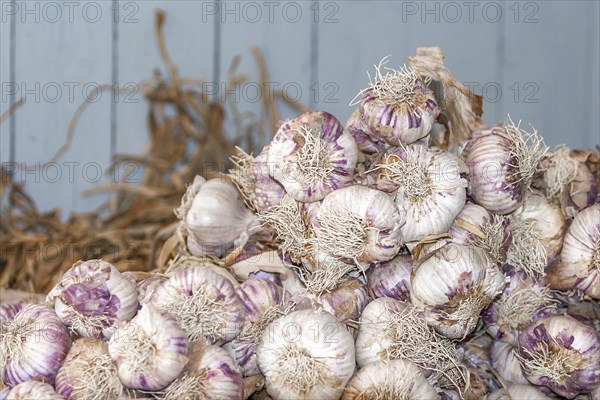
1, 4, 12, 165
12, 2, 112, 214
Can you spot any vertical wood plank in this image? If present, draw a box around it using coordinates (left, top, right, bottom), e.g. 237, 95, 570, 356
1, 1, 13, 164
116, 1, 215, 159
316, 1, 499, 126
588, 0, 599, 148
502, 1, 593, 149
13, 1, 112, 214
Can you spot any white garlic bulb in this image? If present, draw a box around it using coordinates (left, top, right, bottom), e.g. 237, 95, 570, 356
257, 308, 355, 400
268, 111, 358, 203
108, 304, 189, 391
342, 358, 440, 399
176, 176, 258, 257
547, 203, 600, 299
55, 338, 128, 399
0, 304, 71, 386
6, 381, 63, 400
150, 265, 244, 345
311, 185, 405, 268
351, 57, 439, 146
385, 145, 468, 243
46, 259, 138, 339
410, 242, 506, 339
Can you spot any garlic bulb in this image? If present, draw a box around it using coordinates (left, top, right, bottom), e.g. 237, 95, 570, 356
108, 304, 189, 391
161, 341, 244, 400
351, 57, 439, 146
122, 271, 167, 305
378, 145, 467, 243
45, 259, 138, 339
176, 175, 258, 257
547, 204, 600, 299
257, 308, 355, 400
149, 265, 244, 344
0, 304, 71, 386
482, 268, 556, 344
487, 384, 551, 400
355, 297, 462, 386
55, 338, 127, 399
449, 203, 511, 265
342, 358, 440, 399
507, 190, 566, 277
5, 381, 63, 400
225, 279, 292, 376
230, 145, 286, 213
315, 278, 368, 324
0, 303, 27, 323
345, 110, 386, 154
410, 242, 506, 339
489, 340, 529, 384
267, 111, 358, 202
367, 254, 412, 301
517, 314, 600, 398
311, 185, 405, 268
465, 119, 548, 214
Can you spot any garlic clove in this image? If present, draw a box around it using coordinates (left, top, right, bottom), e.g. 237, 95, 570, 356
267, 111, 359, 203
108, 304, 189, 391
1, 304, 71, 387
342, 358, 440, 399
257, 308, 355, 400
149, 264, 245, 345
46, 259, 139, 340
5, 381, 63, 400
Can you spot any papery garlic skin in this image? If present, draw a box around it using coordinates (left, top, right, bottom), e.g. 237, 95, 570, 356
345, 110, 386, 154
268, 111, 358, 202
0, 304, 71, 387
465, 121, 547, 215
122, 271, 167, 305
342, 358, 439, 399
353, 58, 439, 146
108, 304, 189, 391
0, 303, 27, 323
46, 259, 138, 339
312, 185, 405, 268
162, 342, 244, 400
487, 384, 551, 400
517, 315, 600, 398
257, 309, 355, 400
150, 265, 244, 345
410, 243, 505, 339
385, 145, 467, 243
177, 176, 258, 257
55, 338, 127, 400
548, 204, 600, 299
6, 381, 63, 400
490, 340, 529, 384
367, 254, 412, 301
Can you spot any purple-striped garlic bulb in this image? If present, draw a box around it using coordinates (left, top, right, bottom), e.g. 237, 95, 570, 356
303, 278, 368, 324
46, 259, 138, 339
176, 176, 259, 257
547, 203, 600, 299
410, 243, 506, 339
121, 271, 167, 305
55, 338, 128, 400
0, 304, 71, 387
376, 145, 468, 243
367, 254, 412, 301
345, 110, 386, 154
342, 358, 439, 400
224, 279, 292, 376
465, 119, 548, 215
257, 309, 355, 400
351, 57, 439, 146
490, 340, 529, 385
355, 297, 461, 379
507, 190, 566, 278
311, 185, 405, 269
267, 111, 358, 203
482, 268, 556, 344
449, 203, 511, 265
108, 304, 188, 391
161, 341, 243, 400
149, 265, 244, 345
5, 381, 63, 400
517, 315, 600, 398
230, 145, 286, 213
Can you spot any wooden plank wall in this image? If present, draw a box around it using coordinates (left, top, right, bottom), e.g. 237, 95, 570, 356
1, 0, 598, 214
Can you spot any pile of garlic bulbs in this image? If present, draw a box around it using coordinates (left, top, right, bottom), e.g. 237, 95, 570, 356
2, 49, 600, 400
